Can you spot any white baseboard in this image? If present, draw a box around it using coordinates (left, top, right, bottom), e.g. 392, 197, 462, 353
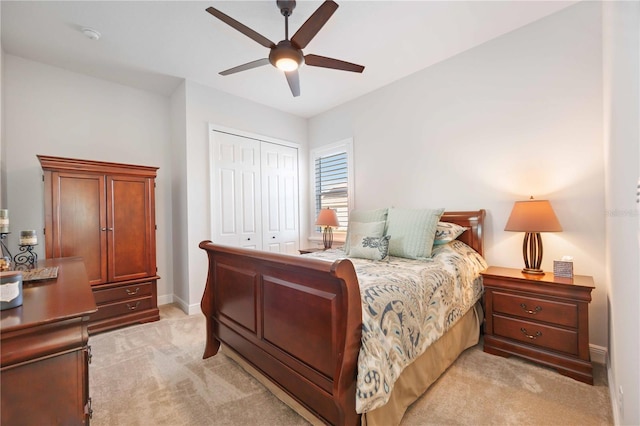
607, 353, 621, 425
157, 293, 174, 306
158, 294, 202, 315
589, 343, 607, 365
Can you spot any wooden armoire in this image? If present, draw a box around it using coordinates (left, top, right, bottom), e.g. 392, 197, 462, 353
38, 155, 160, 334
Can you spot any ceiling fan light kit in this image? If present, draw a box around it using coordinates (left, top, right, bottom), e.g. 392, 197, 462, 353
269, 40, 304, 71
206, 0, 364, 97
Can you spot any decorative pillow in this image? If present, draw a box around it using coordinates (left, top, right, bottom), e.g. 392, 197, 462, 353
433, 222, 468, 245
386, 207, 444, 259
344, 208, 388, 254
345, 220, 386, 255
349, 235, 391, 261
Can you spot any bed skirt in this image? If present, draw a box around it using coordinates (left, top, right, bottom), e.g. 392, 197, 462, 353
222, 301, 483, 426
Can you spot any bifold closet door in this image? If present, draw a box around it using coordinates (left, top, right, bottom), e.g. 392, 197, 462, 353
261, 142, 299, 254
211, 132, 262, 249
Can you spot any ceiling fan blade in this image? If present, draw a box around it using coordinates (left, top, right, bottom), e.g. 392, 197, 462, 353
206, 7, 275, 49
220, 58, 270, 76
304, 54, 365, 73
291, 0, 338, 49
285, 70, 301, 97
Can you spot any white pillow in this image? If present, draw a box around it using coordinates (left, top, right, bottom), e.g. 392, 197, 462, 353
344, 208, 388, 253
386, 208, 444, 259
345, 221, 386, 255
433, 222, 468, 245
349, 235, 391, 261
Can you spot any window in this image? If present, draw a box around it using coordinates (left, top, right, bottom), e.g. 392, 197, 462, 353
310, 139, 353, 235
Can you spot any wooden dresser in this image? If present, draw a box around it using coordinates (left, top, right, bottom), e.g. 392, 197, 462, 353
38, 155, 160, 334
1, 257, 97, 425
481, 266, 594, 384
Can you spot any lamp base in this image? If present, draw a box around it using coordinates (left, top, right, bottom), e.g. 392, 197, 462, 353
522, 267, 545, 275
521, 232, 545, 276
322, 227, 333, 249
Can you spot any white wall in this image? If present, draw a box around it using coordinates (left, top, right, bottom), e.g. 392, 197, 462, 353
603, 1, 640, 424
176, 80, 307, 314
309, 2, 607, 349
2, 55, 174, 301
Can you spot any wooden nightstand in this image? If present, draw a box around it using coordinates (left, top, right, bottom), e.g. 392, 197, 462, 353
481, 266, 595, 384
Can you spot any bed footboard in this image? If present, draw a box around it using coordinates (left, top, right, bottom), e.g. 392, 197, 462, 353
199, 242, 363, 425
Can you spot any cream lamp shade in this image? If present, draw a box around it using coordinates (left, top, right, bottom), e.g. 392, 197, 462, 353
505, 197, 562, 275
315, 208, 339, 249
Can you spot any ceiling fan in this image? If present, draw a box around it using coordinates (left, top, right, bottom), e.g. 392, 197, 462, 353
206, 0, 365, 97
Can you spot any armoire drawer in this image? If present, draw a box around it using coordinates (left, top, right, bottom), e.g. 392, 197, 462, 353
92, 282, 154, 304
492, 290, 578, 328
89, 297, 154, 322
492, 314, 579, 356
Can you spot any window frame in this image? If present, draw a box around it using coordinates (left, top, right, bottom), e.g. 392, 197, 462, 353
309, 138, 354, 242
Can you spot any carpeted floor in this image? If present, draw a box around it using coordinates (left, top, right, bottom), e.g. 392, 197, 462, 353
88, 304, 613, 425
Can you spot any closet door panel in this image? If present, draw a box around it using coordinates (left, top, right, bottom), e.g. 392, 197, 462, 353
261, 142, 299, 254
212, 132, 262, 248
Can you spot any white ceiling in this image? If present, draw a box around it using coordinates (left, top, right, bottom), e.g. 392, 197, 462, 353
1, 1, 576, 118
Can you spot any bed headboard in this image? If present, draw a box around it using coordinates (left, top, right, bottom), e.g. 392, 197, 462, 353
441, 210, 485, 257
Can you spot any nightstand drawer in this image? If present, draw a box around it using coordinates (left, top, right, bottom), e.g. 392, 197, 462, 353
492, 291, 578, 328
493, 314, 578, 356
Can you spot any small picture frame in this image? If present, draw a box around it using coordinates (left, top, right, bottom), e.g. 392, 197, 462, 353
554, 260, 573, 278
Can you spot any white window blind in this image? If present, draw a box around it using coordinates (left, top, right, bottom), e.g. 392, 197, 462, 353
311, 140, 353, 233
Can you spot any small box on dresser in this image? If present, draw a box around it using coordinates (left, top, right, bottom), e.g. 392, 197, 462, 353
481, 266, 595, 384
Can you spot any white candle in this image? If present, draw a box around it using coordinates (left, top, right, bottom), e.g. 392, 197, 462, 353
19, 230, 37, 246
0, 210, 8, 234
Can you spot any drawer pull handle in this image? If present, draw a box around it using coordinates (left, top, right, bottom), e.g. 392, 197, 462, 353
125, 287, 140, 296
126, 301, 141, 311
85, 397, 93, 419
520, 303, 542, 315
520, 327, 542, 340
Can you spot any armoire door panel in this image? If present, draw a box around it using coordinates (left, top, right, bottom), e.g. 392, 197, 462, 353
54, 173, 108, 285
108, 176, 152, 282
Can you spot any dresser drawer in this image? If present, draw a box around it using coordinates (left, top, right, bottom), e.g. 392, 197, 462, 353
492, 314, 579, 356
92, 282, 154, 304
492, 290, 578, 328
89, 297, 154, 322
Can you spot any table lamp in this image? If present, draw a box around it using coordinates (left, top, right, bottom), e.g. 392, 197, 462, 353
315, 208, 340, 249
504, 197, 562, 275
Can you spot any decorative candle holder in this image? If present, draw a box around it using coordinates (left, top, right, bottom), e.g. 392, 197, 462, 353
0, 209, 9, 234
14, 244, 38, 269
14, 232, 39, 269
0, 233, 12, 268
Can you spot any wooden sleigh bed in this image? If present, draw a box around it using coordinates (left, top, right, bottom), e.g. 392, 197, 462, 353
200, 210, 486, 425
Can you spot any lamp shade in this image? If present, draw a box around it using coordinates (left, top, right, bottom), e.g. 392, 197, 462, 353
315, 208, 340, 227
504, 199, 562, 233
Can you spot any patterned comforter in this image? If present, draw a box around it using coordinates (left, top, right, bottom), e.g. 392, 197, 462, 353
306, 240, 487, 413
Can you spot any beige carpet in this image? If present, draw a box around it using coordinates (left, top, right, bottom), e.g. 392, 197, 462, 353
88, 304, 613, 425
